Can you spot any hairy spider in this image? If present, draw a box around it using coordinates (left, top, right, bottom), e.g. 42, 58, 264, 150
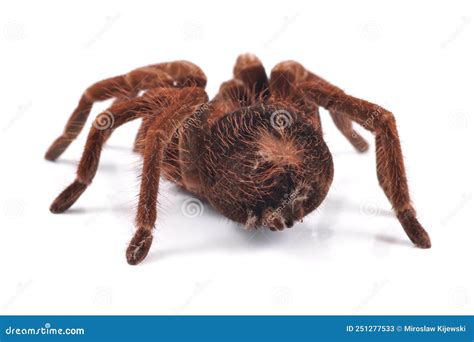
45, 54, 431, 265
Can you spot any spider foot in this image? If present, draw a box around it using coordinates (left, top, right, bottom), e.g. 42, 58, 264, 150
262, 209, 285, 231
260, 204, 305, 231
45, 135, 70, 161
354, 138, 369, 153
397, 210, 431, 248
126, 228, 153, 265
50, 181, 87, 213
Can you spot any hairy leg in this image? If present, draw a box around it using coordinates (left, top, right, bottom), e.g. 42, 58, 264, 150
300, 80, 430, 248
49, 87, 205, 213
45, 61, 207, 161
233, 53, 269, 102
49, 98, 149, 213
44, 68, 173, 161
270, 60, 369, 152
329, 111, 369, 152
126, 87, 208, 265
132, 118, 150, 154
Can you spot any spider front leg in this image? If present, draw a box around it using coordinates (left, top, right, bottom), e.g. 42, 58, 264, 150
45, 68, 173, 161
49, 97, 150, 213
50, 87, 205, 214
45, 61, 207, 161
301, 81, 431, 248
126, 88, 208, 265
270, 61, 369, 153
233, 53, 269, 101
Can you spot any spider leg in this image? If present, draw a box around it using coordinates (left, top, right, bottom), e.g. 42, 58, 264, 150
126, 87, 208, 265
201, 54, 269, 127
270, 61, 369, 152
308, 73, 369, 153
44, 68, 173, 161
300, 80, 431, 248
203, 54, 268, 126
45, 61, 207, 161
111, 89, 141, 106
233, 53, 269, 102
132, 117, 152, 154
329, 111, 369, 152
49, 97, 150, 213
50, 87, 206, 214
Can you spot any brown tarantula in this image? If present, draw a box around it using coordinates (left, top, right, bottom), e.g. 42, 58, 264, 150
45, 54, 431, 265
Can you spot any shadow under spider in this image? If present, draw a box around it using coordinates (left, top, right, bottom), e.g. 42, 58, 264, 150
143, 187, 410, 264
53, 158, 118, 172
61, 205, 127, 215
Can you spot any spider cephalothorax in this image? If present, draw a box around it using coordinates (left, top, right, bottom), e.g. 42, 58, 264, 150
46, 54, 431, 265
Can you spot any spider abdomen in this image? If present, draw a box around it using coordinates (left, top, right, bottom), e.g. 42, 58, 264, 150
200, 104, 334, 230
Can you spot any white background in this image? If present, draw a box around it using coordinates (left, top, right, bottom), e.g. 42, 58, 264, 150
0, 0, 473, 315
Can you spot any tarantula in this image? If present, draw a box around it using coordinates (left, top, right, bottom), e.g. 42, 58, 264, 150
45, 54, 431, 265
